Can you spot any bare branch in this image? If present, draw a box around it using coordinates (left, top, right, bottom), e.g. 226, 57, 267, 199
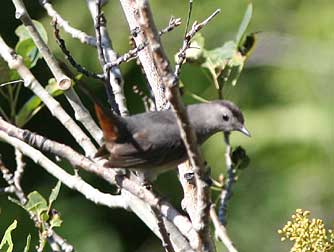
104, 42, 147, 70
159, 17, 182, 36
53, 20, 104, 80
219, 133, 235, 226
0, 35, 100, 156
137, 2, 219, 251
0, 130, 128, 209
119, 0, 168, 110
152, 208, 176, 252
11, 0, 103, 150
40, 0, 97, 47
86, 0, 128, 116
174, 9, 221, 78
210, 205, 238, 252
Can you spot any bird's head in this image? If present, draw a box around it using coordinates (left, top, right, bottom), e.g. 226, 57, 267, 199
210, 100, 251, 137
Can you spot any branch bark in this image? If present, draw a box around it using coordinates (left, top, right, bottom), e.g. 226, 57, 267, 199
0, 35, 98, 157
11, 0, 103, 149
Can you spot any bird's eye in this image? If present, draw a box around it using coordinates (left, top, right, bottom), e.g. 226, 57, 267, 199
222, 114, 229, 122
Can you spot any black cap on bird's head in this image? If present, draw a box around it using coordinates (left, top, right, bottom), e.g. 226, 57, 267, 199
211, 100, 251, 137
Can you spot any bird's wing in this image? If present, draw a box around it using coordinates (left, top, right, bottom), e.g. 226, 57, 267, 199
104, 129, 185, 169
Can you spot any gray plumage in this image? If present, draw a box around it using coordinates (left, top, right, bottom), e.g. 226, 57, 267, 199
97, 100, 249, 174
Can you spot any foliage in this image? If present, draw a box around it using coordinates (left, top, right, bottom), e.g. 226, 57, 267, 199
278, 209, 334, 252
183, 3, 256, 92
9, 181, 62, 251
0, 220, 31, 252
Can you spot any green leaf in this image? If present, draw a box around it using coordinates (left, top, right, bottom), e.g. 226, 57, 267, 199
183, 33, 206, 63
16, 78, 63, 127
0, 220, 17, 252
50, 213, 63, 229
15, 20, 48, 69
23, 234, 31, 252
201, 41, 237, 88
25, 191, 48, 218
15, 20, 48, 44
235, 3, 253, 46
48, 181, 61, 210
15, 39, 40, 68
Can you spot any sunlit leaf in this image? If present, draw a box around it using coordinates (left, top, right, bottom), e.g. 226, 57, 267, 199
48, 181, 61, 210
23, 234, 31, 252
0, 220, 17, 252
15, 20, 47, 45
235, 3, 253, 46
184, 33, 206, 63
15, 20, 48, 69
16, 78, 63, 127
50, 213, 63, 229
25, 191, 48, 218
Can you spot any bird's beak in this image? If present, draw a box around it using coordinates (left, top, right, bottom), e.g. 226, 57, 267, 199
238, 126, 251, 137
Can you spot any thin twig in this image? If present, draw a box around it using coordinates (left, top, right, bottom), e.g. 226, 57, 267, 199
174, 9, 221, 79
152, 208, 176, 252
218, 133, 236, 226
132, 85, 155, 112
159, 17, 182, 36
40, 0, 97, 47
13, 148, 26, 202
104, 42, 147, 71
53, 20, 104, 80
0, 80, 24, 87
184, 0, 193, 37
210, 205, 238, 252
87, 0, 128, 116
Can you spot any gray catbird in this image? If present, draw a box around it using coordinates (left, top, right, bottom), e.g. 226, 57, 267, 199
94, 100, 250, 179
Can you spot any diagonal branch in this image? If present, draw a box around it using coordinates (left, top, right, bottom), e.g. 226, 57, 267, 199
11, 0, 103, 151
0, 117, 199, 249
0, 35, 99, 156
137, 1, 220, 251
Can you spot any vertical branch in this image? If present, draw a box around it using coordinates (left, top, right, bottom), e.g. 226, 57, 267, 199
219, 133, 234, 226
136, 1, 219, 251
210, 205, 238, 252
86, 0, 128, 116
119, 0, 168, 110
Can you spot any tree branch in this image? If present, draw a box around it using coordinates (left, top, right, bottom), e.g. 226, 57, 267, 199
86, 0, 128, 116
0, 118, 199, 250
0, 154, 75, 252
40, 0, 97, 47
11, 0, 103, 151
0, 35, 100, 156
210, 205, 238, 252
137, 1, 220, 251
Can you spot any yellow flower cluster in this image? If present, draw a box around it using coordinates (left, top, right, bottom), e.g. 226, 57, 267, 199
278, 209, 334, 252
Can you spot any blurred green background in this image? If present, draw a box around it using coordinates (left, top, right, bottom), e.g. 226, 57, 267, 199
0, 0, 333, 251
